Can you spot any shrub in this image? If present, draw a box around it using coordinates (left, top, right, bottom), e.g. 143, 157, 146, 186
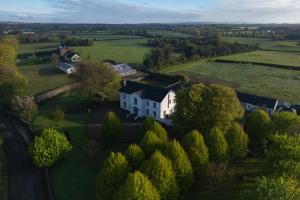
113, 171, 160, 200
141, 117, 155, 135
181, 130, 209, 175
140, 131, 165, 155
125, 144, 145, 170
30, 128, 72, 168
206, 127, 228, 163
270, 112, 300, 135
50, 107, 65, 121
148, 121, 168, 142
102, 111, 122, 141
141, 151, 179, 200
96, 152, 130, 200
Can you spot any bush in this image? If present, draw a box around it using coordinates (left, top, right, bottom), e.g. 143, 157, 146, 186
30, 128, 72, 168
164, 139, 194, 192
50, 107, 65, 121
181, 130, 209, 175
102, 111, 122, 141
226, 123, 249, 160
96, 152, 130, 200
252, 176, 299, 200
141, 117, 155, 135
206, 127, 228, 163
140, 131, 165, 155
125, 144, 145, 170
270, 112, 300, 135
113, 171, 160, 200
141, 151, 179, 200
148, 121, 168, 142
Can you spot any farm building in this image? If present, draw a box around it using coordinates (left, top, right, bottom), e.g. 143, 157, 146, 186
107, 63, 136, 77
119, 80, 175, 126
58, 48, 81, 74
58, 62, 77, 74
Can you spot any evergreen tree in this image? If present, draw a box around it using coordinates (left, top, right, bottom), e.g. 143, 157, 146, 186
125, 144, 145, 170
141, 117, 155, 135
141, 151, 179, 200
102, 111, 122, 141
96, 152, 130, 200
206, 127, 228, 163
113, 171, 161, 200
148, 121, 168, 142
140, 131, 165, 155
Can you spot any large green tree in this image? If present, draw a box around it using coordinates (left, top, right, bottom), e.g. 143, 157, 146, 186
125, 144, 145, 170
77, 61, 120, 102
206, 127, 228, 163
113, 171, 161, 200
96, 152, 130, 200
181, 130, 209, 175
141, 151, 179, 200
173, 83, 243, 134
140, 131, 165, 155
30, 128, 72, 168
270, 112, 300, 135
164, 139, 194, 192
148, 121, 168, 142
102, 111, 122, 141
226, 123, 249, 160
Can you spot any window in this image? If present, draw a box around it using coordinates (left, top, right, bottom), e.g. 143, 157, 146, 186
123, 94, 126, 99
169, 100, 171, 104
153, 102, 156, 108
123, 102, 126, 108
153, 111, 156, 118
134, 98, 137, 105
163, 110, 166, 117
173, 99, 176, 104
146, 109, 149, 115
146, 100, 149, 106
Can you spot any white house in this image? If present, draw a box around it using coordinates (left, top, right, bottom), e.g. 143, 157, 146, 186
58, 62, 77, 74
111, 63, 136, 77
119, 81, 176, 125
237, 92, 279, 115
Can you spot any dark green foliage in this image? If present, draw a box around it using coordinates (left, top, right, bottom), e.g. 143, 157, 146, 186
125, 144, 145, 170
96, 152, 130, 200
140, 131, 165, 155
141, 151, 179, 200
50, 107, 65, 121
226, 123, 249, 160
252, 176, 299, 200
141, 117, 155, 135
30, 128, 72, 168
181, 130, 209, 175
164, 139, 194, 192
113, 171, 161, 200
266, 134, 300, 177
148, 121, 168, 142
206, 128, 228, 163
270, 112, 300, 135
102, 111, 122, 141
244, 110, 271, 150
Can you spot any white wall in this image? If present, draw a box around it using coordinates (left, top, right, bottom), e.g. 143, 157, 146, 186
160, 91, 176, 119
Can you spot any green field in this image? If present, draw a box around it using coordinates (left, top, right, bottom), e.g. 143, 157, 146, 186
73, 39, 150, 65
18, 42, 58, 54
18, 64, 73, 95
73, 34, 144, 41
219, 50, 300, 67
161, 61, 300, 103
147, 30, 191, 38
225, 37, 300, 52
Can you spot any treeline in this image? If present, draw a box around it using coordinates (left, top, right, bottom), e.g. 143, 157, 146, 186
17, 34, 56, 44
62, 38, 93, 46
143, 34, 259, 70
17, 50, 57, 65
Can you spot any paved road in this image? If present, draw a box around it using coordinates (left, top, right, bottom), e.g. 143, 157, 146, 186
0, 113, 49, 200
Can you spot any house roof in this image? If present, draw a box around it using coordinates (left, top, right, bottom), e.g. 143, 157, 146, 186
237, 92, 278, 109
60, 48, 70, 57
119, 81, 172, 102
59, 62, 75, 70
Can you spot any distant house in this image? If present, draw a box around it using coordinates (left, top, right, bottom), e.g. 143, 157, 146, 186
58, 62, 77, 74
63, 51, 81, 63
105, 63, 136, 77
237, 92, 279, 115
58, 48, 81, 74
119, 80, 176, 125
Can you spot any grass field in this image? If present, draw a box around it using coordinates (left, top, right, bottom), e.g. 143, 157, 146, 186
18, 42, 58, 54
219, 50, 300, 67
225, 37, 300, 52
73, 34, 144, 41
160, 61, 300, 103
147, 30, 191, 38
73, 39, 150, 65
18, 64, 73, 95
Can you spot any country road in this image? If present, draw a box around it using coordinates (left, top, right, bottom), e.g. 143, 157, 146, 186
0, 112, 50, 200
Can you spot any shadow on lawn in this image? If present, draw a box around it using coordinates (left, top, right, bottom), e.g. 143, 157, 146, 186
38, 68, 64, 76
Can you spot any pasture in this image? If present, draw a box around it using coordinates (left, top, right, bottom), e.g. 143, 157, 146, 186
18, 42, 58, 54
160, 61, 300, 103
72, 33, 144, 41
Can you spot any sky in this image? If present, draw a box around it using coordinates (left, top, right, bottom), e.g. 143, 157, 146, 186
0, 0, 299, 23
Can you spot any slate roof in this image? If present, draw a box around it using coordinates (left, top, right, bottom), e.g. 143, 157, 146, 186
119, 81, 171, 102
237, 92, 278, 109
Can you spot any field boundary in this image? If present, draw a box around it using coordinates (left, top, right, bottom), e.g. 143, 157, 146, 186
214, 59, 300, 71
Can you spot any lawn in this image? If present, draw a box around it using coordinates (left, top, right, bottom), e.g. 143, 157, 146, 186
18, 64, 73, 95
160, 61, 300, 103
18, 42, 58, 54
73, 39, 150, 65
33, 92, 129, 200
219, 50, 300, 67
224, 37, 300, 52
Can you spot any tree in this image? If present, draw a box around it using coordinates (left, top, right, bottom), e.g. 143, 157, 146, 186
13, 96, 37, 122
148, 121, 168, 142
125, 144, 145, 170
206, 127, 228, 163
0, 44, 16, 67
252, 176, 299, 200
181, 130, 209, 175
140, 131, 165, 155
141, 151, 179, 200
141, 117, 155, 135
50, 107, 65, 121
244, 110, 271, 150
164, 139, 194, 192
102, 111, 122, 141
266, 134, 300, 177
30, 128, 72, 168
77, 61, 121, 102
270, 112, 300, 135
96, 152, 130, 200
113, 171, 161, 200
50, 53, 59, 67
226, 123, 249, 160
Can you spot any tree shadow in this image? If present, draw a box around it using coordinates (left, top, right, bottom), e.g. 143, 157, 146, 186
38, 68, 64, 76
